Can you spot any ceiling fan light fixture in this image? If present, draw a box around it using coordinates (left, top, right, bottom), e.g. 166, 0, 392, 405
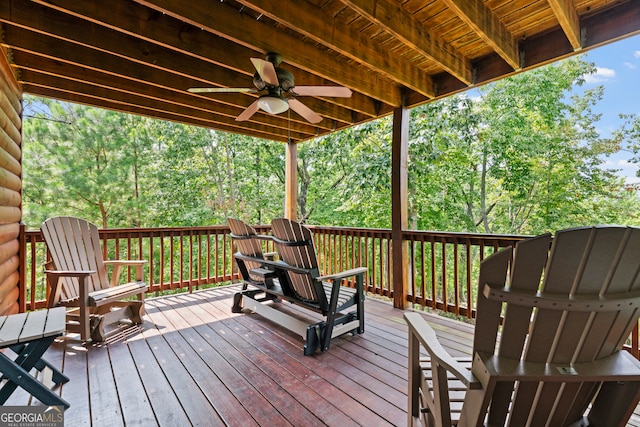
258, 95, 289, 114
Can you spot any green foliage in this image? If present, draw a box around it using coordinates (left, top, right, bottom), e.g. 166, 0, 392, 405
403, 55, 639, 234
21, 54, 640, 235
23, 100, 152, 227
22, 99, 285, 228
299, 118, 393, 227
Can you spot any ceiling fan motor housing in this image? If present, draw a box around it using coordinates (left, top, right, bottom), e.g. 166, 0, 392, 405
252, 65, 294, 91
276, 68, 294, 91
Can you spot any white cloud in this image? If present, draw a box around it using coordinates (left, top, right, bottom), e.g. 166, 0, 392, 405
584, 67, 616, 84
634, 50, 640, 58
601, 157, 639, 185
625, 61, 637, 69
627, 176, 640, 185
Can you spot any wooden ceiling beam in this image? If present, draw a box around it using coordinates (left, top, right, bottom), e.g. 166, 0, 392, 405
0, 0, 635, 143
0, 6, 357, 127
23, 84, 290, 142
235, 0, 435, 98
0, 25, 338, 134
11, 51, 321, 139
340, 0, 473, 85
133, 0, 404, 107
20, 71, 307, 142
581, 0, 640, 47
547, 0, 581, 50
30, 0, 378, 118
439, 0, 520, 70
414, 1, 640, 110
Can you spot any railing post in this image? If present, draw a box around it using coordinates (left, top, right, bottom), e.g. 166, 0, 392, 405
18, 222, 26, 313
391, 107, 409, 309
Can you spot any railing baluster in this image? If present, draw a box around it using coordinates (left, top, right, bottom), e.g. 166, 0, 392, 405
25, 224, 639, 356
420, 238, 426, 306
454, 242, 459, 316
465, 239, 472, 318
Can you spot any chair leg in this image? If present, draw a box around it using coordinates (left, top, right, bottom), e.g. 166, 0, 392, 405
304, 324, 321, 356
321, 314, 336, 352
130, 301, 145, 324
357, 292, 365, 334
78, 276, 91, 341
232, 293, 244, 313
356, 274, 365, 334
90, 316, 106, 342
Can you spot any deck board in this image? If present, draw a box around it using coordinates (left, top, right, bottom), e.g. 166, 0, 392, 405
4, 283, 640, 426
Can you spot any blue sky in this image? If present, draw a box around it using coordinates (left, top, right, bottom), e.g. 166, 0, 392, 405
580, 33, 640, 183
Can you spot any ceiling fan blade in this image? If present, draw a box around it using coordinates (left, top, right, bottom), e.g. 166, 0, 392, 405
250, 58, 279, 86
288, 98, 322, 124
188, 87, 257, 93
291, 86, 352, 97
235, 100, 261, 122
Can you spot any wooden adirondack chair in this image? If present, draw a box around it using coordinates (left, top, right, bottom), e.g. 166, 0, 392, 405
41, 217, 148, 342
405, 226, 640, 426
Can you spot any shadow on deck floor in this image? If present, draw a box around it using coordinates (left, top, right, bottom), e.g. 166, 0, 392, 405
4, 284, 639, 426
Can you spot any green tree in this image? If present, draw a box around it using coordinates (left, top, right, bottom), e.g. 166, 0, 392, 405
402, 55, 639, 235
22, 54, 640, 235
22, 97, 286, 228
23, 99, 154, 227
298, 118, 393, 227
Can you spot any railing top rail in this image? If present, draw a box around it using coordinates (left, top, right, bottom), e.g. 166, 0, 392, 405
306, 224, 530, 244
25, 222, 528, 239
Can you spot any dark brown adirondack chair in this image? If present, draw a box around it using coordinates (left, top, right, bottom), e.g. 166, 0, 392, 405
41, 216, 148, 342
405, 226, 640, 426
271, 218, 366, 353
232, 218, 366, 355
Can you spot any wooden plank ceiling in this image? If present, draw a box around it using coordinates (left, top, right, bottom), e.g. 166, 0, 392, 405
1, 0, 639, 143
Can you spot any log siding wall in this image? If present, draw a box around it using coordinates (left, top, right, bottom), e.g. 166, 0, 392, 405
0, 47, 22, 315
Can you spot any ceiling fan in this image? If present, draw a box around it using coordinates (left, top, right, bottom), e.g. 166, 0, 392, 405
188, 52, 352, 124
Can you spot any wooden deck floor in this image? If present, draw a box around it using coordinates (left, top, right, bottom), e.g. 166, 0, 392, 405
5, 284, 640, 426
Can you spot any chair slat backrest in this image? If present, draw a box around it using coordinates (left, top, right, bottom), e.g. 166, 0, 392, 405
228, 218, 269, 284
41, 217, 109, 302
228, 218, 265, 258
270, 218, 322, 302
474, 226, 640, 425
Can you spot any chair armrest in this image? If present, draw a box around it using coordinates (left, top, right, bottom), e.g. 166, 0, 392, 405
236, 254, 295, 272
235, 252, 273, 264
318, 266, 368, 282
44, 269, 96, 278
264, 251, 278, 261
104, 260, 148, 266
104, 260, 147, 286
44, 270, 96, 307
404, 312, 480, 388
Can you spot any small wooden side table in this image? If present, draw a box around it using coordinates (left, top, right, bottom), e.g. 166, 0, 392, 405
0, 307, 70, 408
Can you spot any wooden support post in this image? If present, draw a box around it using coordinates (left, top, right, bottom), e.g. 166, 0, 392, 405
392, 107, 409, 309
285, 140, 298, 220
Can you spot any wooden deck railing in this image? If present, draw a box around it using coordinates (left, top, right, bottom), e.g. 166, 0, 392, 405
19, 223, 639, 357
20, 224, 270, 310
